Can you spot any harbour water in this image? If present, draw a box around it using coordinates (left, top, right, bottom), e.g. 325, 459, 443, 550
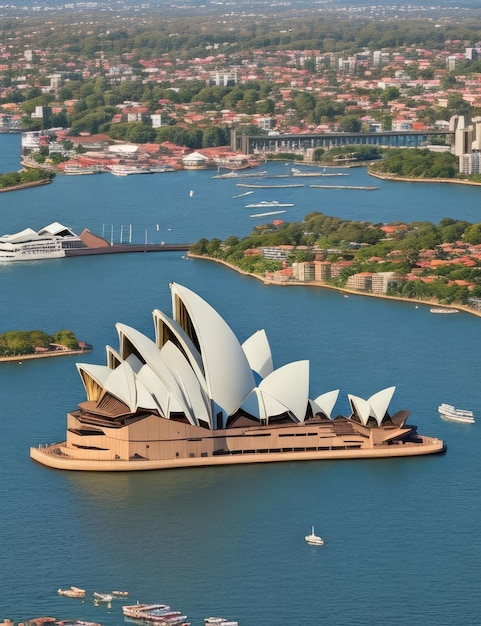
1, 134, 481, 625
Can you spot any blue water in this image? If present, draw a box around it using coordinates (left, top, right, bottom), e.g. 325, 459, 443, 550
2, 134, 481, 625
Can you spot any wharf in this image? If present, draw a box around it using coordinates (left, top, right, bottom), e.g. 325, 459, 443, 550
65, 243, 192, 257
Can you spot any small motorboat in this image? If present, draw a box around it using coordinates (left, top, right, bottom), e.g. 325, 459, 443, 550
305, 526, 324, 546
58, 586, 86, 598
93, 592, 113, 602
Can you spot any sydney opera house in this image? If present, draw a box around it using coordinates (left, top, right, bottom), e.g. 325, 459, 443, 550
30, 282, 445, 471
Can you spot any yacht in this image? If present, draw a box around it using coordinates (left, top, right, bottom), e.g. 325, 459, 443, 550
58, 586, 86, 598
305, 526, 324, 546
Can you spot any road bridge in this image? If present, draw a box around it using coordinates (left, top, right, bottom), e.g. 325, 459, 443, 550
234, 130, 453, 156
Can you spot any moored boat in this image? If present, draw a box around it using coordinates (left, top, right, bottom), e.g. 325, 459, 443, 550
438, 403, 475, 423
93, 592, 113, 602
123, 603, 189, 625
430, 307, 459, 314
57, 586, 86, 598
109, 165, 151, 176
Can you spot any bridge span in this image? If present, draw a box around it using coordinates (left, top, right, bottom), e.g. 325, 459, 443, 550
234, 130, 453, 156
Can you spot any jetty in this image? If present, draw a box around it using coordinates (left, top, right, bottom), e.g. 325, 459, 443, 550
236, 183, 304, 189
309, 184, 379, 190
65, 242, 191, 257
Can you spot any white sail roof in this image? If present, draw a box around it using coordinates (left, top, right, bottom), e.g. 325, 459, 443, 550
348, 387, 396, 426
74, 283, 368, 432
170, 283, 256, 421
242, 329, 274, 380
257, 360, 310, 422
310, 389, 340, 419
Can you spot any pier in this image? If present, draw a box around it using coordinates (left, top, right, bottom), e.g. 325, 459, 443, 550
65, 242, 192, 257
309, 184, 379, 190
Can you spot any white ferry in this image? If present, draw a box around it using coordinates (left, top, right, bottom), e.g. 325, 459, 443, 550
109, 165, 151, 176
0, 222, 84, 262
438, 403, 475, 424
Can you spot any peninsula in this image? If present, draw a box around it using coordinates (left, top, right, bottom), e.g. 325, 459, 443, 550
189, 212, 481, 314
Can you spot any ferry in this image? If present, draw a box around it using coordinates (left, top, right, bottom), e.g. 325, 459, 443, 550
0, 223, 84, 262
63, 164, 103, 175
109, 165, 152, 176
438, 403, 475, 424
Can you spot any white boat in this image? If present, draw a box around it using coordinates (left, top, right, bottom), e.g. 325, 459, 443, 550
249, 210, 287, 218
305, 526, 324, 546
109, 165, 151, 176
0, 223, 84, 262
245, 200, 294, 208
438, 403, 475, 423
112, 590, 129, 597
93, 592, 113, 602
64, 164, 103, 175
58, 586, 86, 598
430, 307, 459, 314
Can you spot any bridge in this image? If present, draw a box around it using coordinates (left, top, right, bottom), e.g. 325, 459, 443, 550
233, 130, 453, 156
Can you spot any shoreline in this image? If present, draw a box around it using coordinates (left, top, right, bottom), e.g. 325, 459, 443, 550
0, 178, 52, 193
0, 348, 92, 363
368, 168, 481, 187
188, 253, 481, 319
